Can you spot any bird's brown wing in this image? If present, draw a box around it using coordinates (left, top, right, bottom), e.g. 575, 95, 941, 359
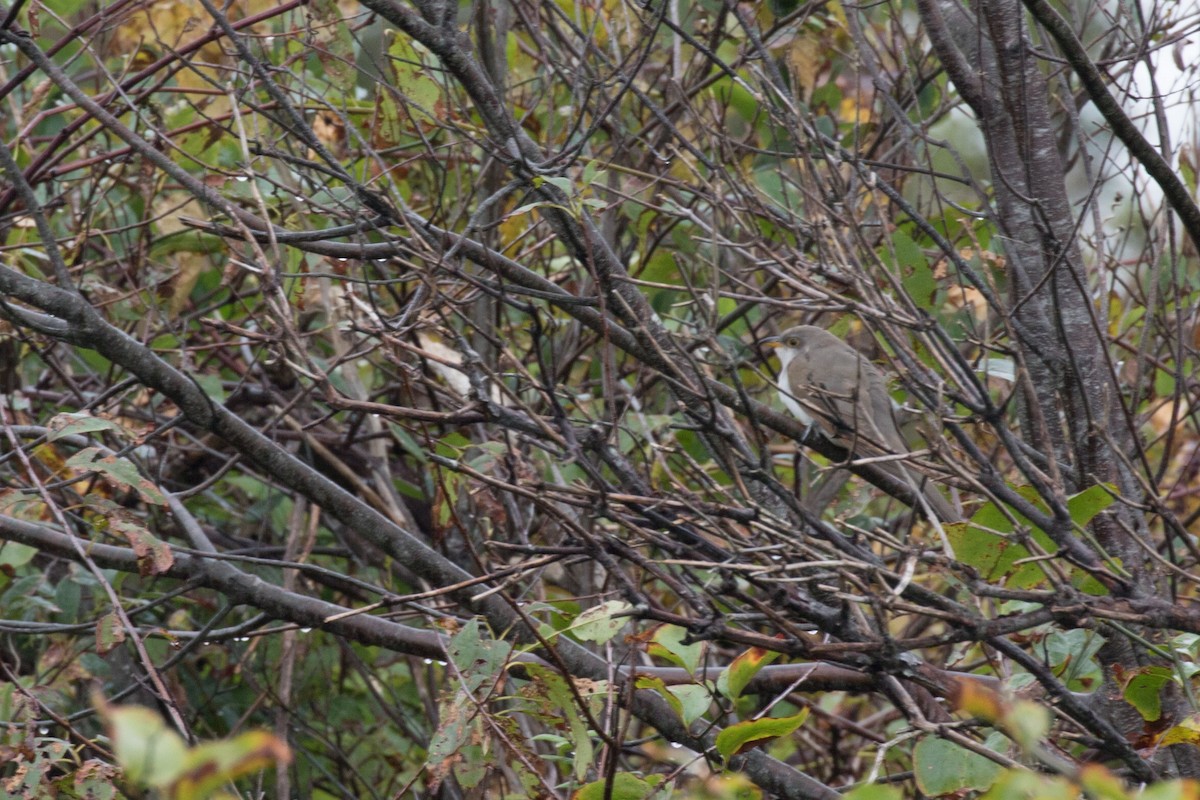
781, 328, 961, 520
784, 351, 841, 441
787, 349, 902, 456
860, 361, 908, 453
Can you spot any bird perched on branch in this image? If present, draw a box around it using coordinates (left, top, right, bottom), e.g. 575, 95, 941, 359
763, 325, 959, 522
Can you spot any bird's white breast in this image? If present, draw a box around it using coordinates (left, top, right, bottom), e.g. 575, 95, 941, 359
775, 347, 814, 426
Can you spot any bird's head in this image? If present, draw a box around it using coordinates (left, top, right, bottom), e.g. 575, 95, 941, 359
761, 325, 826, 365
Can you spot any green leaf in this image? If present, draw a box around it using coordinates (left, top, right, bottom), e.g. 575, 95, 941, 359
425, 695, 478, 790
635, 676, 684, 720
1043, 628, 1104, 692
66, 448, 166, 506
306, 0, 356, 86
572, 772, 664, 800
105, 704, 189, 788
454, 744, 488, 789
714, 709, 809, 761
1120, 664, 1173, 721
913, 737, 1002, 795
446, 618, 513, 694
950, 490, 1058, 589
979, 768, 1077, 800
376, 30, 442, 145
718, 646, 781, 700
1077, 764, 1129, 800
539, 175, 574, 196
1181, 153, 1197, 194
570, 600, 633, 644
46, 412, 124, 441
192, 372, 227, 404
1066, 483, 1116, 526
891, 230, 936, 309
635, 678, 712, 726
522, 664, 595, 780
842, 785, 904, 800
1005, 700, 1050, 752
1155, 369, 1176, 397
0, 541, 37, 568
648, 625, 704, 674
667, 684, 713, 726
945, 520, 1022, 581
173, 731, 291, 800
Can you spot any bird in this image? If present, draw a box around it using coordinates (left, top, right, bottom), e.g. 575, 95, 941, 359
763, 325, 959, 522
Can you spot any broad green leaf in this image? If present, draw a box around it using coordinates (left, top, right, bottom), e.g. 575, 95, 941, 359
891, 230, 936, 309
376, 31, 442, 146
648, 625, 704, 674
1182, 153, 1198, 194
718, 646, 781, 700
979, 768, 1076, 800
192, 373, 227, 404
105, 704, 189, 788
536, 175, 574, 196
523, 664, 594, 780
1174, 633, 1200, 659
1140, 778, 1200, 800
46, 412, 124, 441
66, 448, 166, 506
572, 772, 664, 800
1005, 700, 1050, 751
913, 737, 1002, 795
668, 684, 713, 726
1118, 664, 1173, 721
0, 541, 37, 568
1067, 483, 1116, 526
446, 618, 512, 694
1156, 369, 1176, 397
945, 521, 1022, 582
949, 485, 1111, 590
173, 731, 291, 800
714, 709, 809, 761
1077, 764, 1129, 800
635, 677, 712, 726
570, 600, 633, 644
842, 785, 904, 800
425, 695, 478, 790
454, 744, 487, 789
1043, 628, 1103, 692
56, 577, 81, 619
636, 676, 683, 719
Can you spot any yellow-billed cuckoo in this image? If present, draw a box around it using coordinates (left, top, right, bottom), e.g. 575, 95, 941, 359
764, 325, 959, 522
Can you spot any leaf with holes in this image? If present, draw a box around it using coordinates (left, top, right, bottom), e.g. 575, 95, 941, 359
66, 448, 166, 506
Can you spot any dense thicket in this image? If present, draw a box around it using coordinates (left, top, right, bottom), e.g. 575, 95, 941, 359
2, 0, 1200, 797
